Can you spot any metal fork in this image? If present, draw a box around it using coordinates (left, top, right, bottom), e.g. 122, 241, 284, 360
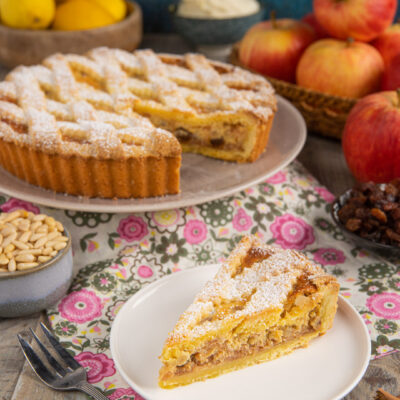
17, 322, 108, 400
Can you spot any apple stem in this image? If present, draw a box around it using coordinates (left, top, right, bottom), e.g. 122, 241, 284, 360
346, 37, 354, 46
270, 10, 277, 29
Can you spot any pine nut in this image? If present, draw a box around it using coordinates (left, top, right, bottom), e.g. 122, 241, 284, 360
13, 240, 29, 250
1, 225, 15, 237
4, 243, 15, 252
0, 210, 67, 273
2, 232, 17, 248
17, 262, 39, 270
47, 231, 61, 241
8, 258, 16, 272
32, 214, 46, 222
30, 232, 46, 242
34, 236, 48, 248
17, 220, 30, 232
0, 254, 9, 265
2, 211, 21, 223
15, 254, 36, 263
42, 247, 53, 256
19, 231, 31, 243
45, 216, 56, 228
53, 242, 67, 251
17, 249, 42, 255
36, 225, 48, 234
31, 221, 42, 232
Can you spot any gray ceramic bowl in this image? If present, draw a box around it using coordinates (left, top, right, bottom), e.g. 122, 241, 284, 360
0, 229, 73, 318
170, 4, 265, 46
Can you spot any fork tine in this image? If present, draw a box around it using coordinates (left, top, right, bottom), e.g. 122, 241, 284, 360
39, 323, 82, 370
17, 334, 56, 384
29, 328, 67, 377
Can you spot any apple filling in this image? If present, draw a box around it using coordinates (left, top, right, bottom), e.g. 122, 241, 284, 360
165, 307, 322, 377
135, 111, 262, 161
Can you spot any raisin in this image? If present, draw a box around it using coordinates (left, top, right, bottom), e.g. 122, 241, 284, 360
337, 180, 400, 247
175, 127, 192, 142
338, 204, 356, 223
210, 137, 225, 147
370, 208, 388, 223
345, 218, 362, 232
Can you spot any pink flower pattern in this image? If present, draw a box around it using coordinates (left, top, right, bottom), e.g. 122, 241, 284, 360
183, 220, 207, 244
59, 290, 102, 323
367, 293, 400, 319
137, 265, 153, 278
109, 387, 144, 400
315, 186, 335, 203
232, 208, 253, 232
74, 352, 115, 383
313, 248, 346, 266
1, 198, 40, 214
266, 171, 286, 184
117, 216, 148, 242
270, 214, 315, 249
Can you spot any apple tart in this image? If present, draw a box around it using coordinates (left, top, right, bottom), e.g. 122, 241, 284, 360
0, 47, 276, 199
159, 235, 339, 388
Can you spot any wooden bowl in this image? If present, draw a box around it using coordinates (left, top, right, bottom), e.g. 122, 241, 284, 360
0, 1, 142, 68
230, 45, 357, 140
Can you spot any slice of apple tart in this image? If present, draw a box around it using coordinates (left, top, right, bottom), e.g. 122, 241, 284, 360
159, 235, 339, 388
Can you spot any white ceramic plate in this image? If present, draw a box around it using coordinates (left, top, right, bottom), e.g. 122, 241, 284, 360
0, 96, 306, 213
110, 264, 371, 400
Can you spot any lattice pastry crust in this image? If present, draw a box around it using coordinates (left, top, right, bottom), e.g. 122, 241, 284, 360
0, 48, 276, 198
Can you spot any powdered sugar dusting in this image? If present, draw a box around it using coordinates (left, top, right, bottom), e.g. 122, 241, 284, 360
169, 235, 325, 341
0, 47, 275, 159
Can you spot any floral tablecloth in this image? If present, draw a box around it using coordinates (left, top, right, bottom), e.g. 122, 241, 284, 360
1, 161, 399, 400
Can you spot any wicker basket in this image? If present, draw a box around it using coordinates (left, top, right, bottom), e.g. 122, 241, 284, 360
230, 45, 357, 140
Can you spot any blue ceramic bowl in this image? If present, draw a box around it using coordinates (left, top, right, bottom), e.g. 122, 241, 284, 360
170, 4, 265, 46
0, 229, 73, 318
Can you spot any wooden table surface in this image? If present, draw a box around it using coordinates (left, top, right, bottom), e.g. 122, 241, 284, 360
0, 35, 399, 400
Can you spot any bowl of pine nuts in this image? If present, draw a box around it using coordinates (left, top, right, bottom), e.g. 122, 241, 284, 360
0, 209, 73, 318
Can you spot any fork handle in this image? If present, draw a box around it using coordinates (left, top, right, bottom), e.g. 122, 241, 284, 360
75, 381, 109, 400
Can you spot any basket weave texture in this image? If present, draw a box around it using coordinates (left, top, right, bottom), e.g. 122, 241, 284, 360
230, 46, 357, 140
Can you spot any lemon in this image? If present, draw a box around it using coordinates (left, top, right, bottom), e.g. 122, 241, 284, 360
53, 0, 113, 30
0, 0, 55, 29
88, 0, 127, 22
53, 0, 127, 30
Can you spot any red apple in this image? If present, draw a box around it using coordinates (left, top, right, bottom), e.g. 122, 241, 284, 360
301, 12, 329, 39
342, 91, 400, 182
238, 18, 316, 83
313, 0, 397, 42
296, 39, 384, 98
372, 23, 400, 65
381, 53, 400, 90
